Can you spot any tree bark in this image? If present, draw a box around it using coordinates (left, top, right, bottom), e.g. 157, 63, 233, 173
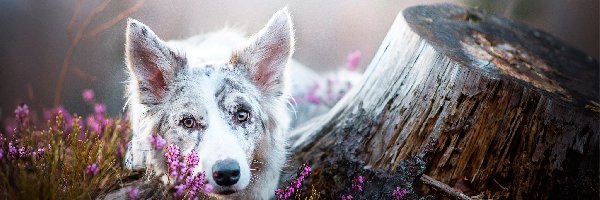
288, 3, 598, 199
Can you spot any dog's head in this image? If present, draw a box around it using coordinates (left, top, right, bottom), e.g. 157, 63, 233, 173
125, 9, 293, 196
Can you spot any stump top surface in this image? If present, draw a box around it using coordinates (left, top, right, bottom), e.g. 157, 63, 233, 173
403, 3, 599, 107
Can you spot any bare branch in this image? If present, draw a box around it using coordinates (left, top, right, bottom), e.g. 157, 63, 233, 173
54, 0, 144, 106
420, 175, 472, 200
82, 0, 146, 40
66, 0, 83, 43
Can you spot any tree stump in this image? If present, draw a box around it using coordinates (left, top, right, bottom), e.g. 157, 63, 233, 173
288, 3, 598, 199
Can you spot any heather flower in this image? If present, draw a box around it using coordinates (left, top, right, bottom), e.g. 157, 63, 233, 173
14, 103, 30, 129
347, 50, 361, 71
275, 164, 311, 199
18, 146, 26, 157
94, 103, 107, 115
82, 89, 95, 103
186, 150, 199, 175
8, 142, 17, 158
351, 175, 364, 192
305, 84, 321, 105
86, 115, 102, 133
165, 144, 181, 178
86, 163, 99, 175
0, 149, 4, 160
14, 103, 29, 120
164, 145, 209, 198
45, 106, 74, 129
186, 172, 205, 197
174, 184, 186, 197
128, 186, 139, 199
341, 194, 353, 200
149, 134, 166, 150
392, 186, 408, 200
37, 147, 45, 156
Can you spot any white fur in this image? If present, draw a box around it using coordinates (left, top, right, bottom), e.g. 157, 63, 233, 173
124, 8, 294, 199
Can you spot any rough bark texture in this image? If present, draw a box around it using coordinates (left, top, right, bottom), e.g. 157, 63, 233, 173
288, 3, 598, 199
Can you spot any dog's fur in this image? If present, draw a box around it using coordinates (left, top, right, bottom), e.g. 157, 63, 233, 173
123, 9, 294, 199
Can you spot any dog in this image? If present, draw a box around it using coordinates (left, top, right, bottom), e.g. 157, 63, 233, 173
123, 8, 294, 199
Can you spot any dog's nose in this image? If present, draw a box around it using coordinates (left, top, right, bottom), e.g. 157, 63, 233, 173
212, 159, 240, 186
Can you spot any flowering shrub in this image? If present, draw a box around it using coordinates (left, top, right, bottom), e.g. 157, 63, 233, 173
275, 164, 312, 199
163, 144, 211, 198
0, 96, 132, 199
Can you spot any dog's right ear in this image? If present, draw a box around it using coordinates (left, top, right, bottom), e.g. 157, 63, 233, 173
125, 19, 185, 104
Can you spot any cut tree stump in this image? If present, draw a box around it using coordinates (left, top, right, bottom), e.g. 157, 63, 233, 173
287, 3, 598, 199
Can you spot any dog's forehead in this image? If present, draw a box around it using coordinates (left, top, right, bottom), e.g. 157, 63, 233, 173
171, 64, 257, 104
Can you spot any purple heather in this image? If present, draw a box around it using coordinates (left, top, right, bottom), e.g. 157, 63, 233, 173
347, 50, 362, 71
14, 103, 29, 120
86, 163, 99, 175
392, 186, 408, 200
82, 89, 95, 103
149, 134, 166, 150
275, 164, 311, 199
341, 194, 353, 200
8, 142, 17, 158
94, 103, 107, 115
352, 175, 364, 192
128, 186, 139, 199
18, 146, 26, 157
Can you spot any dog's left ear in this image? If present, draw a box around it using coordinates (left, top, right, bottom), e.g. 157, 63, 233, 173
230, 8, 294, 97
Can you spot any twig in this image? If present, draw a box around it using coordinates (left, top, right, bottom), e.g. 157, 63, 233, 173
83, 0, 146, 40
420, 174, 472, 200
53, 0, 144, 106
66, 0, 83, 43
54, 0, 112, 106
71, 66, 97, 82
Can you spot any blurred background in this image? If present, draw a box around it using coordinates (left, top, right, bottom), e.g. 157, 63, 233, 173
0, 0, 598, 123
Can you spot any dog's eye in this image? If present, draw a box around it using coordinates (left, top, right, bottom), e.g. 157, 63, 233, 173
235, 109, 250, 123
180, 117, 196, 128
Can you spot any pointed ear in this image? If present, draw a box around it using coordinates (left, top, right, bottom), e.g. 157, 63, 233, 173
125, 18, 185, 104
230, 8, 294, 97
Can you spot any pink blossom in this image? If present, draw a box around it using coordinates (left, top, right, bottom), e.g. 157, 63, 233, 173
174, 184, 186, 197
341, 194, 353, 200
86, 163, 99, 175
149, 134, 166, 150
185, 150, 199, 175
165, 144, 181, 178
164, 144, 208, 198
392, 186, 408, 200
127, 186, 139, 199
352, 175, 364, 192
37, 147, 45, 156
94, 103, 107, 115
86, 116, 101, 133
8, 142, 17, 158
347, 50, 362, 71
275, 164, 311, 199
18, 146, 26, 157
82, 89, 95, 103
14, 103, 29, 120
14, 104, 30, 129
305, 84, 321, 105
